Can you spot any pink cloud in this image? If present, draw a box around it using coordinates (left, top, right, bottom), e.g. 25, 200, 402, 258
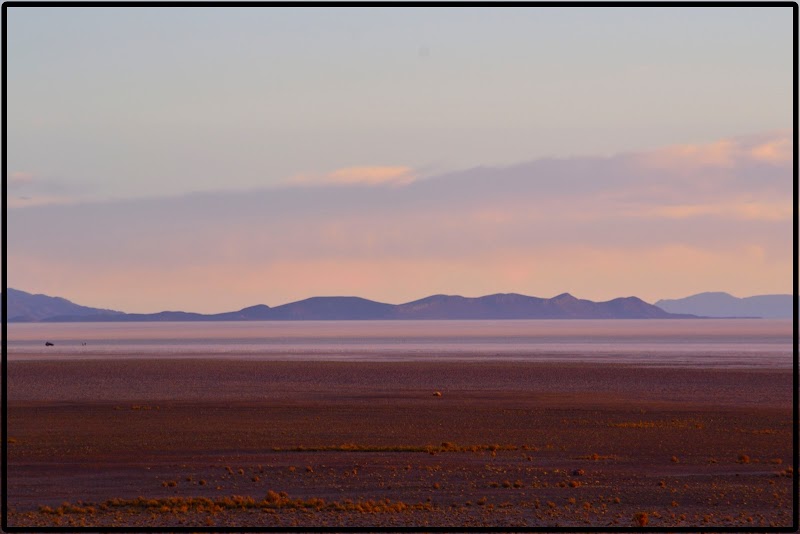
631, 131, 791, 171
624, 199, 791, 222
749, 136, 792, 164
8, 171, 34, 186
289, 165, 417, 186
8, 195, 84, 208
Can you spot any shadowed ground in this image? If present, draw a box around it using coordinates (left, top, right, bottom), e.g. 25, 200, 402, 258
6, 359, 794, 528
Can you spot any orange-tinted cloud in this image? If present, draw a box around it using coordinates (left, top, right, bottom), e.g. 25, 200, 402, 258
290, 166, 416, 186
631, 131, 791, 171
625, 199, 791, 222
749, 135, 792, 164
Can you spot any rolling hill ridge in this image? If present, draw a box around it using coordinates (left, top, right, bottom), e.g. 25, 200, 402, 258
4, 288, 698, 322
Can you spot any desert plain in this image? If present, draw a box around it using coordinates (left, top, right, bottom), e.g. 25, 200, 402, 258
5, 357, 795, 528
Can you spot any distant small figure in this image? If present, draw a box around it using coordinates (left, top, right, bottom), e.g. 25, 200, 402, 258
433, 391, 442, 397
45, 342, 54, 347
82, 342, 87, 346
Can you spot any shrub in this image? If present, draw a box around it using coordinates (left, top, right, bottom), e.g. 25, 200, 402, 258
634, 512, 649, 527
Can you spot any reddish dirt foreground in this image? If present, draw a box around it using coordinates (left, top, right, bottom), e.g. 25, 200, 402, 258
5, 359, 795, 528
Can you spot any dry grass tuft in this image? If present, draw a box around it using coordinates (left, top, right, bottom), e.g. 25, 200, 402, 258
580, 453, 613, 461
634, 511, 649, 527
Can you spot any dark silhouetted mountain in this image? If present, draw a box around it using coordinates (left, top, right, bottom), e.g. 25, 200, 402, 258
6, 288, 697, 322
655, 292, 793, 318
211, 304, 273, 321
269, 296, 395, 320
41, 310, 212, 323
394, 293, 678, 319
3, 288, 124, 322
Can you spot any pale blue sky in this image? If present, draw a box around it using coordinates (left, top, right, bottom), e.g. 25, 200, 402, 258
7, 6, 793, 199
5, 6, 794, 311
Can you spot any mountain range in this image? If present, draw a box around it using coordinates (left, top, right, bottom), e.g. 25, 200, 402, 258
655, 292, 793, 319
3, 288, 699, 322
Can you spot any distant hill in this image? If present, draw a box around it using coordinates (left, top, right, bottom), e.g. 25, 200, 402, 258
393, 293, 677, 319
5, 288, 697, 322
3, 288, 124, 322
655, 292, 793, 318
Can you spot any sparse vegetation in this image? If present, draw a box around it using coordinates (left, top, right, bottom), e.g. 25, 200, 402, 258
270, 442, 519, 454
579, 453, 613, 461
37, 493, 438, 516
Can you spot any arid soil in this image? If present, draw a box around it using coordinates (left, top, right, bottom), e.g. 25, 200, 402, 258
5, 359, 795, 528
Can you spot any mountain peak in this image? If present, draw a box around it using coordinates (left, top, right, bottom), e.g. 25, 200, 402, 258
240, 304, 271, 312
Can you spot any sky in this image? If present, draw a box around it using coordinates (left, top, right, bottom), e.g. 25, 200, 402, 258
5, 6, 795, 313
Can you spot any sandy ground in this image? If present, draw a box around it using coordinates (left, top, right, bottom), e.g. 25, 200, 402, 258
5, 359, 795, 528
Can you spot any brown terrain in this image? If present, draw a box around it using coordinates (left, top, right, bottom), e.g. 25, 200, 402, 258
5, 358, 795, 528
